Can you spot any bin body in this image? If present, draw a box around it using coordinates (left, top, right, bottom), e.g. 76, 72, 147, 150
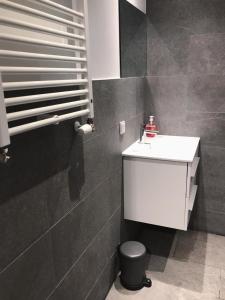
119, 241, 149, 290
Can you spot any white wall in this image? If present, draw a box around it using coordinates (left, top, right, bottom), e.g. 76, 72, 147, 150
126, 0, 146, 14
86, 0, 120, 80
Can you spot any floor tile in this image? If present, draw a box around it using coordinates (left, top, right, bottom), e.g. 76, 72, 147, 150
220, 270, 225, 300
106, 275, 219, 300
148, 258, 220, 297
106, 276, 181, 300
106, 231, 223, 300
173, 230, 225, 270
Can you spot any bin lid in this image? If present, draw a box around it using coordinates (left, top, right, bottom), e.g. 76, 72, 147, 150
120, 241, 146, 258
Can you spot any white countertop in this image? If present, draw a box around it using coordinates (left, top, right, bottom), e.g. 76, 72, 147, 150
122, 135, 200, 162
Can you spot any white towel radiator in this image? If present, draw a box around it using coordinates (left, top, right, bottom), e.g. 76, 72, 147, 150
0, 0, 93, 162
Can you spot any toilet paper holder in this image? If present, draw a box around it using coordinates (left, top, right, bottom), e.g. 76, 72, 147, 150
74, 118, 95, 136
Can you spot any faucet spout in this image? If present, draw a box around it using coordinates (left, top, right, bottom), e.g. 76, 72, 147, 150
140, 123, 145, 142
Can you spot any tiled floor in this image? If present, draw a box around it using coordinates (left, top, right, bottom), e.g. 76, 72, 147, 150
106, 231, 225, 300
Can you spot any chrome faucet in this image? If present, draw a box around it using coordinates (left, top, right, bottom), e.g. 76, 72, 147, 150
140, 123, 145, 142
140, 123, 159, 143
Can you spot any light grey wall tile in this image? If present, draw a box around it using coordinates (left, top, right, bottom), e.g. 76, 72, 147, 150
186, 112, 225, 147
188, 34, 225, 75
187, 75, 225, 112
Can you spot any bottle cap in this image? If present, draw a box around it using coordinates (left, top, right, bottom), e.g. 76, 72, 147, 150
149, 116, 154, 123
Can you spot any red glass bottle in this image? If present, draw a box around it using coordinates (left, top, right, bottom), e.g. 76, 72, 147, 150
145, 116, 157, 138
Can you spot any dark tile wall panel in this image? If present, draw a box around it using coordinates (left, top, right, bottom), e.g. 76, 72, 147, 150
50, 173, 121, 282
119, 0, 147, 77
0, 235, 56, 300
146, 0, 225, 235
86, 254, 119, 300
0, 77, 144, 299
48, 208, 121, 300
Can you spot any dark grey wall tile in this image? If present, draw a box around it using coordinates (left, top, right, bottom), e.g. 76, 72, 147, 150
0, 235, 55, 300
0, 74, 145, 299
50, 172, 121, 282
145, 76, 188, 135
49, 209, 121, 300
147, 0, 191, 75
120, 0, 147, 77
0, 181, 50, 272
120, 113, 144, 151
86, 254, 119, 300
139, 224, 176, 258
196, 145, 225, 213
136, 77, 145, 115
0, 120, 79, 272
147, 0, 225, 76
146, 76, 188, 118
120, 219, 142, 243
148, 0, 225, 36
46, 126, 121, 225
147, 36, 184, 76
188, 34, 225, 75
191, 209, 225, 236
146, 0, 225, 236
92, 78, 139, 135
79, 128, 121, 200
45, 169, 75, 225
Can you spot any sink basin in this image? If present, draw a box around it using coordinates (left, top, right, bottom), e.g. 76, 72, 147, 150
122, 135, 200, 162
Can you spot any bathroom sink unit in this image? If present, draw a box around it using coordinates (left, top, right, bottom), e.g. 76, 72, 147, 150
122, 135, 200, 230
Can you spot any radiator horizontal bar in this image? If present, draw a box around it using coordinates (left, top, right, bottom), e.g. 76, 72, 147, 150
9, 108, 90, 136
0, 1, 84, 29
3, 79, 88, 90
7, 99, 89, 121
5, 89, 88, 106
0, 50, 87, 62
0, 34, 86, 51
38, 0, 84, 18
0, 17, 85, 40
0, 67, 87, 73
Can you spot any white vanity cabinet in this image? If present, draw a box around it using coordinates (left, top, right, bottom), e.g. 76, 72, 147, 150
122, 135, 200, 230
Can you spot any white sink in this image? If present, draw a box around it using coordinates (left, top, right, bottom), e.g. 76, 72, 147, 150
122, 135, 200, 162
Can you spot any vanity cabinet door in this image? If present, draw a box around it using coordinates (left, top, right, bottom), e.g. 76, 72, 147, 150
124, 157, 187, 230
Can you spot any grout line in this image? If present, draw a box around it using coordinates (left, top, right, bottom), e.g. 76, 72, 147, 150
0, 169, 122, 276
46, 205, 121, 300
92, 76, 145, 83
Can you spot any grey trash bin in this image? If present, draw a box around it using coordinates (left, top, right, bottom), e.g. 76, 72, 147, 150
119, 241, 152, 290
